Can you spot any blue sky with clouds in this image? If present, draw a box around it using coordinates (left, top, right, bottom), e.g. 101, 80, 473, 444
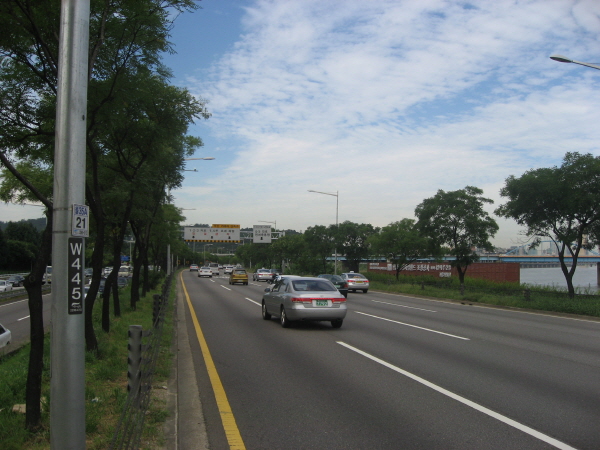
4, 0, 600, 248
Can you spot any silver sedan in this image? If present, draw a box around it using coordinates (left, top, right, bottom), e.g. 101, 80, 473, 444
0, 280, 13, 292
0, 323, 11, 349
261, 276, 347, 328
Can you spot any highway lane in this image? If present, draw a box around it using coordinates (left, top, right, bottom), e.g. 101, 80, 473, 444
0, 290, 52, 349
181, 271, 600, 449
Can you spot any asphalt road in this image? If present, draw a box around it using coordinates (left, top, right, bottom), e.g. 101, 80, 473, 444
0, 288, 52, 349
181, 271, 600, 450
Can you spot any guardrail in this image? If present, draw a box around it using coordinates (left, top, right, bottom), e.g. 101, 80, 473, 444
110, 273, 173, 450
0, 285, 52, 301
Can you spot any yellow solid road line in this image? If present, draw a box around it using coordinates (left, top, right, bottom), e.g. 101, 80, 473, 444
180, 272, 246, 450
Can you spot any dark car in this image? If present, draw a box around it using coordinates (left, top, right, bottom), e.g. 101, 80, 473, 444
317, 274, 348, 298
7, 275, 25, 287
117, 277, 129, 288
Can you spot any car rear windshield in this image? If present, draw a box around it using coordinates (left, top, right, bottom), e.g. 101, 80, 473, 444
234, 270, 246, 274
347, 273, 366, 279
292, 280, 337, 292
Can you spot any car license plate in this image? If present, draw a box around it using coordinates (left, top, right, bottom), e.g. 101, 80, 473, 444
354, 280, 363, 284
315, 300, 329, 307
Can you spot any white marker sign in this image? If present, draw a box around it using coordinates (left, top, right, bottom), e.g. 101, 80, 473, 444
72, 204, 89, 237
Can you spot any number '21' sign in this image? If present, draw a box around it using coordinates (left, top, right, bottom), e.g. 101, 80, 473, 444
68, 237, 85, 314
72, 204, 89, 237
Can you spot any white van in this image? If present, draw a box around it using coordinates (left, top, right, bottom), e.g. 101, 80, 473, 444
208, 263, 219, 276
44, 266, 53, 284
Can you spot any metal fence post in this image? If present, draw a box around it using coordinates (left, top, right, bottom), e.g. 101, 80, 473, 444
127, 325, 142, 405
153, 294, 162, 327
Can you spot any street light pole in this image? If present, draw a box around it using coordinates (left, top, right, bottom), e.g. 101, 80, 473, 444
50, 1, 90, 448
308, 190, 339, 274
550, 54, 600, 71
204, 243, 212, 264
258, 220, 276, 231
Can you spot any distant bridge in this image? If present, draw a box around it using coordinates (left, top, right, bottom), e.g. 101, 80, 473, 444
480, 255, 600, 267
490, 240, 600, 267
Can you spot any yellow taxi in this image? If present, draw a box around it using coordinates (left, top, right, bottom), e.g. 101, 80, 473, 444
229, 268, 248, 285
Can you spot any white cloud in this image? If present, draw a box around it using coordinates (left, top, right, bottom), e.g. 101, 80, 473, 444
10, 0, 600, 250
164, 0, 600, 247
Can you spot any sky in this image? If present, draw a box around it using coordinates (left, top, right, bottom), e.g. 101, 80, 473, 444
4, 0, 600, 248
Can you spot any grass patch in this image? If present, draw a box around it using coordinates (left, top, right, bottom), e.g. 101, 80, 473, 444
0, 274, 176, 449
367, 271, 600, 318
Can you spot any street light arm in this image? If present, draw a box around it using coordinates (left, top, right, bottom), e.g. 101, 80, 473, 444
185, 157, 215, 160
308, 189, 337, 197
550, 54, 600, 71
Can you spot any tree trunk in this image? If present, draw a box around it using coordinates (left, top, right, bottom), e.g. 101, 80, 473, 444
558, 256, 576, 299
24, 213, 52, 430
101, 270, 114, 333
456, 264, 466, 289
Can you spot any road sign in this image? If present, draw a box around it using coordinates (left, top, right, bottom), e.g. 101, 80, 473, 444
184, 226, 241, 242
72, 204, 89, 237
68, 237, 84, 314
253, 225, 272, 243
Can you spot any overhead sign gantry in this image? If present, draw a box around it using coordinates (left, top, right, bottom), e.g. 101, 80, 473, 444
184, 224, 241, 242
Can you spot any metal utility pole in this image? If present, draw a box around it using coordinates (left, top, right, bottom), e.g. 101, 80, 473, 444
308, 190, 339, 274
50, 1, 90, 448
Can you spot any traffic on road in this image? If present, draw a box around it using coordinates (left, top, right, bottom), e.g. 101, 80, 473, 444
180, 270, 600, 449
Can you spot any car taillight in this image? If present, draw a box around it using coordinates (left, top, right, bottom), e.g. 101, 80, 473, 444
332, 298, 346, 303
291, 297, 311, 303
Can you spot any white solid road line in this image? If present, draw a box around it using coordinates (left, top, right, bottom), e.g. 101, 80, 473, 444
355, 311, 469, 340
371, 299, 437, 312
337, 342, 578, 450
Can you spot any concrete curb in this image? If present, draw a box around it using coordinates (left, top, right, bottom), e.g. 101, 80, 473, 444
165, 276, 208, 449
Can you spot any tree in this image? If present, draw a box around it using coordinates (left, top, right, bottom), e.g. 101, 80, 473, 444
415, 186, 498, 287
3, 221, 42, 270
332, 221, 377, 272
4, 221, 41, 247
270, 234, 306, 274
369, 219, 433, 280
496, 152, 600, 298
0, 227, 7, 269
0, 0, 203, 429
304, 225, 335, 273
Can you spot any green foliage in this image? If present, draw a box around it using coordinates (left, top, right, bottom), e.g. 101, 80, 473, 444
497, 152, 600, 297
367, 271, 600, 317
3, 221, 41, 245
303, 225, 335, 273
3, 240, 38, 271
369, 219, 433, 280
0, 276, 174, 449
415, 186, 498, 284
332, 221, 378, 272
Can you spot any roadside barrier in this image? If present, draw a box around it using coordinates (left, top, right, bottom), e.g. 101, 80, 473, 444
0, 284, 51, 301
110, 274, 172, 450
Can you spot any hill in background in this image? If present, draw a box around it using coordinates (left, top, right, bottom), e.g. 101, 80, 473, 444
0, 217, 46, 232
